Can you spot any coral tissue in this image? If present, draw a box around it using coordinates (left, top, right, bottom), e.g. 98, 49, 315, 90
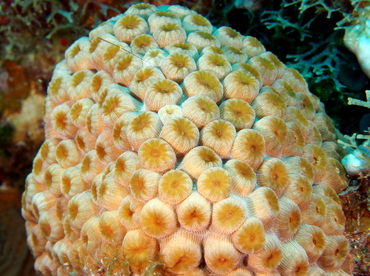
22, 3, 353, 276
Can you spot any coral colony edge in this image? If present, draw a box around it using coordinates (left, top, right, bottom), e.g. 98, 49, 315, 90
22, 3, 353, 276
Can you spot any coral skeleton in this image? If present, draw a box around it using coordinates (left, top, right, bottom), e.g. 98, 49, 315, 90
22, 3, 353, 276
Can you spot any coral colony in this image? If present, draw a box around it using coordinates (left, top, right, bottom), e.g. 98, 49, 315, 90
22, 3, 353, 276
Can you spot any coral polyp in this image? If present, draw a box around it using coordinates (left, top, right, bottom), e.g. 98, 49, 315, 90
22, 3, 353, 276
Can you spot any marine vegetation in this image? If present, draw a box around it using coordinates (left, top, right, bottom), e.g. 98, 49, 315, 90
228, 0, 370, 134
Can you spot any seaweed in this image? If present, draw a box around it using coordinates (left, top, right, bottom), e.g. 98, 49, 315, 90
0, 0, 124, 64
229, 0, 370, 132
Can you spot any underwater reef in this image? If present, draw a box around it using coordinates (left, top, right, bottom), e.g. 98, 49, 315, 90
19, 2, 364, 276
0, 0, 369, 275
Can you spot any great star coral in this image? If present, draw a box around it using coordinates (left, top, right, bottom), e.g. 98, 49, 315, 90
22, 3, 353, 276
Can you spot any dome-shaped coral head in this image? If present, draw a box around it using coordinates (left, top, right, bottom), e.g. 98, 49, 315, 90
22, 3, 352, 276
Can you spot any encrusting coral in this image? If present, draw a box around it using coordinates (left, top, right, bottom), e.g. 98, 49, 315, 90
22, 3, 353, 276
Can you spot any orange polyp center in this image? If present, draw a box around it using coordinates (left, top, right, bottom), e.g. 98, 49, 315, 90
192, 15, 209, 26
149, 50, 161, 58
136, 72, 151, 83
162, 23, 179, 32
81, 157, 91, 173
219, 257, 227, 263
31, 233, 39, 246
225, 210, 233, 218
133, 177, 144, 190
69, 204, 79, 221
70, 45, 81, 58
238, 167, 249, 177
117, 162, 126, 173
96, 144, 107, 160
135, 36, 152, 47
135, 3, 151, 9
250, 40, 260, 47
234, 109, 242, 116
127, 208, 134, 217
211, 57, 225, 67
171, 180, 179, 188
190, 210, 198, 218
155, 80, 177, 94
211, 47, 224, 54
117, 56, 133, 71
175, 255, 189, 266
102, 225, 114, 238
44, 171, 52, 186
105, 46, 120, 60
82, 233, 88, 243
56, 113, 68, 130
267, 191, 279, 211
71, 105, 82, 121
250, 145, 256, 152
175, 60, 185, 68
41, 222, 52, 237
153, 214, 164, 227
197, 31, 214, 40
175, 43, 191, 50
58, 145, 69, 160
156, 11, 176, 18
89, 38, 100, 53
72, 72, 85, 87
202, 152, 216, 163
49, 78, 62, 96
76, 137, 85, 150
229, 47, 242, 54
240, 81, 248, 85
63, 178, 71, 193
92, 76, 103, 91
199, 80, 210, 88
150, 149, 161, 157
137, 120, 147, 130
121, 16, 140, 29
104, 96, 120, 115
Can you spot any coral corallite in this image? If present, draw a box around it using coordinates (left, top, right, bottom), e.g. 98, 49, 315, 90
22, 3, 353, 276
